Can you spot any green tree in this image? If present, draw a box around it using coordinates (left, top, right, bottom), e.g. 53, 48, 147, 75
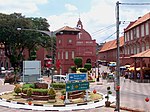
74, 57, 83, 68
0, 13, 53, 69
0, 13, 33, 68
84, 63, 92, 71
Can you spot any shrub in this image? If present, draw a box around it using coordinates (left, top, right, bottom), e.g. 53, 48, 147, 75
22, 83, 35, 89
70, 66, 76, 72
14, 85, 22, 95
27, 88, 33, 97
48, 88, 56, 95
32, 89, 48, 95
50, 83, 66, 89
61, 89, 66, 95
48, 88, 56, 99
74, 57, 83, 68
84, 63, 92, 71
79, 68, 87, 73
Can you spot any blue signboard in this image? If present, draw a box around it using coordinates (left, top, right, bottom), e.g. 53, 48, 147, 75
66, 81, 89, 92
68, 73, 87, 81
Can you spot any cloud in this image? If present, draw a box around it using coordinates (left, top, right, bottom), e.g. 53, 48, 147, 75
0, 0, 150, 43
0, 0, 48, 14
65, 3, 78, 11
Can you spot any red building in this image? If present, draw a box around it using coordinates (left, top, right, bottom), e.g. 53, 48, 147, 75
124, 12, 150, 67
0, 43, 10, 69
123, 12, 150, 79
98, 12, 150, 80
98, 36, 124, 65
56, 19, 97, 74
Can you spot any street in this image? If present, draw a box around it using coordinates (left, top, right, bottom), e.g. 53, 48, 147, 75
0, 65, 150, 111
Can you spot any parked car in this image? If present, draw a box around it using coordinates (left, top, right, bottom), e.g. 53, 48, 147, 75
53, 75, 66, 83
0, 67, 6, 74
0, 67, 12, 75
107, 73, 115, 82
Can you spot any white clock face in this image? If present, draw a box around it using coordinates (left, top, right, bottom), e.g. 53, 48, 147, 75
78, 25, 81, 29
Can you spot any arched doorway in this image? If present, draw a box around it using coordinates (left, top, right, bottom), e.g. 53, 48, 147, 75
86, 58, 91, 63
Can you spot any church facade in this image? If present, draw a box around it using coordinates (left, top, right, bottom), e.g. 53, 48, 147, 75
56, 19, 96, 74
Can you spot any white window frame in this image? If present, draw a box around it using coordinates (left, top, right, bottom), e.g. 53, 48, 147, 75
136, 27, 139, 38
146, 41, 149, 50
65, 51, 68, 59
141, 24, 144, 37
146, 22, 149, 35
62, 52, 63, 59
130, 30, 133, 40
72, 51, 74, 59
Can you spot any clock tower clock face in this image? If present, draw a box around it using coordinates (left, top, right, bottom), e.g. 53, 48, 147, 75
78, 25, 81, 29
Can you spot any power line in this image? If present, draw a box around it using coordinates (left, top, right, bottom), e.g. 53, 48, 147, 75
99, 31, 116, 43
120, 3, 150, 5
91, 24, 116, 35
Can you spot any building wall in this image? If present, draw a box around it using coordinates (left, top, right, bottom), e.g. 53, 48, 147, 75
56, 32, 77, 74
124, 19, 150, 66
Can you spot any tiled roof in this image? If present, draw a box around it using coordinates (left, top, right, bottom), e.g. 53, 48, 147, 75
130, 49, 150, 58
99, 36, 124, 53
125, 12, 150, 31
56, 26, 80, 33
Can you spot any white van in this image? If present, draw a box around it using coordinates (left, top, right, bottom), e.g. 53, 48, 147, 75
53, 75, 66, 83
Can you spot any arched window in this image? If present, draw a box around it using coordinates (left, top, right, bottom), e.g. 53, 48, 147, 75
86, 59, 91, 63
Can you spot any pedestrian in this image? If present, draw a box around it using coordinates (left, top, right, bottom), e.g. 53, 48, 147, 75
46, 67, 50, 77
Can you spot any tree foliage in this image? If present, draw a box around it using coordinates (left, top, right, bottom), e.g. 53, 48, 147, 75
84, 63, 92, 71
0, 12, 53, 69
74, 57, 83, 68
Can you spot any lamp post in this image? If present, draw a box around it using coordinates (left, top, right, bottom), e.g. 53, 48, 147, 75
17, 28, 54, 63
17, 28, 55, 82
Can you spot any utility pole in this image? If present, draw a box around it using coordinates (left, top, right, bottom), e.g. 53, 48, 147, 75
116, 1, 120, 112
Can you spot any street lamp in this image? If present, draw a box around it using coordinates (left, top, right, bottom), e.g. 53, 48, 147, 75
17, 28, 54, 62
17, 27, 55, 82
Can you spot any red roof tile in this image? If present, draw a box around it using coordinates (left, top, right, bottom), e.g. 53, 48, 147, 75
56, 26, 80, 33
125, 12, 150, 31
130, 49, 150, 58
99, 36, 124, 52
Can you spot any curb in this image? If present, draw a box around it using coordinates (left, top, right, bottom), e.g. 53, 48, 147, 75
110, 105, 145, 112
0, 91, 116, 111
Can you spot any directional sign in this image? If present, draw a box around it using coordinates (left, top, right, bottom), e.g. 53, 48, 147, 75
67, 73, 87, 81
66, 81, 89, 92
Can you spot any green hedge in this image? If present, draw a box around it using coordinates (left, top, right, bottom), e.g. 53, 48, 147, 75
32, 89, 48, 93
50, 83, 66, 89
22, 88, 48, 94
22, 83, 35, 89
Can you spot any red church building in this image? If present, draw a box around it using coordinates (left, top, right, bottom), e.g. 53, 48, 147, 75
56, 19, 97, 74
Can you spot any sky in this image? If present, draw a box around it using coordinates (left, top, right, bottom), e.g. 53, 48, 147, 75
0, 0, 150, 43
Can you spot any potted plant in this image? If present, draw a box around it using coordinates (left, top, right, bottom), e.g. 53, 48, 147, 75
48, 88, 56, 99
105, 86, 112, 107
